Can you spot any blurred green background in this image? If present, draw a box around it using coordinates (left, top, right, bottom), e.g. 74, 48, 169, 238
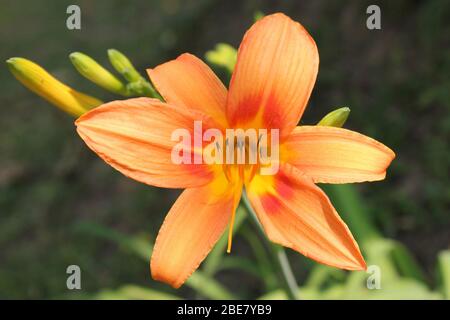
0, 0, 449, 299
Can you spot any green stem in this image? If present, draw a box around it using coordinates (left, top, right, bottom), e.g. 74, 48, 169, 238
241, 191, 299, 300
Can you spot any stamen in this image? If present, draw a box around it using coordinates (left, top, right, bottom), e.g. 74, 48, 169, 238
248, 164, 258, 182
227, 206, 237, 253
238, 165, 245, 182
223, 164, 232, 182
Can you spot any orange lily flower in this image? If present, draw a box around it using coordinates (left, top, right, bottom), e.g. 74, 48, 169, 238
75, 13, 395, 288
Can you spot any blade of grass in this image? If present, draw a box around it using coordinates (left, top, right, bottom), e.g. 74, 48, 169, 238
74, 221, 150, 260
75, 221, 237, 300
240, 224, 278, 290
241, 191, 300, 300
213, 256, 263, 278
391, 241, 426, 281
187, 272, 235, 300
93, 285, 181, 300
438, 250, 450, 299
324, 184, 380, 244
304, 265, 346, 289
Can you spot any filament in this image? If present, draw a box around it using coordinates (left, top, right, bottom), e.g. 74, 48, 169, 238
227, 207, 236, 253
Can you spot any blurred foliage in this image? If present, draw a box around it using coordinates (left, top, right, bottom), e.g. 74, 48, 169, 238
0, 0, 449, 299
205, 43, 237, 74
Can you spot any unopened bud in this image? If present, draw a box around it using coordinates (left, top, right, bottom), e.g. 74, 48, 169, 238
7, 57, 102, 117
317, 107, 350, 127
70, 52, 128, 96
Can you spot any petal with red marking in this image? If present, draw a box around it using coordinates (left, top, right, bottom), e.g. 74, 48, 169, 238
148, 53, 228, 129
76, 97, 214, 189
151, 173, 242, 288
227, 13, 319, 138
246, 164, 366, 270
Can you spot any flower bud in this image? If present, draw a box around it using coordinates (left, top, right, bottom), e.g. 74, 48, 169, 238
7, 57, 102, 117
317, 107, 350, 128
70, 52, 128, 96
107, 49, 142, 82
205, 43, 237, 73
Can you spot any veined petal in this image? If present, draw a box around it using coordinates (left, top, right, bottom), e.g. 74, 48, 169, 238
151, 173, 242, 288
148, 53, 228, 129
246, 164, 366, 270
76, 97, 214, 189
283, 126, 395, 183
226, 13, 319, 138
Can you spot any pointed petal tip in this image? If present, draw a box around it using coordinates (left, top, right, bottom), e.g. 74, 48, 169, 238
285, 126, 396, 184
382, 145, 396, 172
73, 106, 92, 127
247, 164, 369, 272
148, 53, 228, 128
149, 179, 241, 288
6, 57, 27, 69
227, 11, 318, 134
263, 12, 318, 44
151, 267, 183, 289
307, 245, 367, 271
349, 252, 367, 271
388, 147, 396, 160
263, 12, 293, 22
348, 258, 367, 271
74, 113, 84, 126
6, 57, 17, 65
360, 260, 368, 271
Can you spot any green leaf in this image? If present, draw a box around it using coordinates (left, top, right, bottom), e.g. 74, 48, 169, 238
437, 250, 450, 299
363, 239, 400, 282
93, 285, 181, 300
240, 224, 277, 290
75, 221, 236, 300
324, 184, 380, 244
187, 272, 236, 300
391, 241, 426, 281
258, 286, 320, 300
253, 11, 265, 22
214, 256, 262, 278
304, 265, 346, 289
74, 221, 151, 260
205, 43, 237, 74
343, 278, 442, 300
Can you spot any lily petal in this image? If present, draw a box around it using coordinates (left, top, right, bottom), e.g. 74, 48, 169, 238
76, 97, 214, 189
148, 53, 228, 129
151, 174, 242, 288
246, 164, 366, 270
283, 126, 395, 183
226, 13, 319, 138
